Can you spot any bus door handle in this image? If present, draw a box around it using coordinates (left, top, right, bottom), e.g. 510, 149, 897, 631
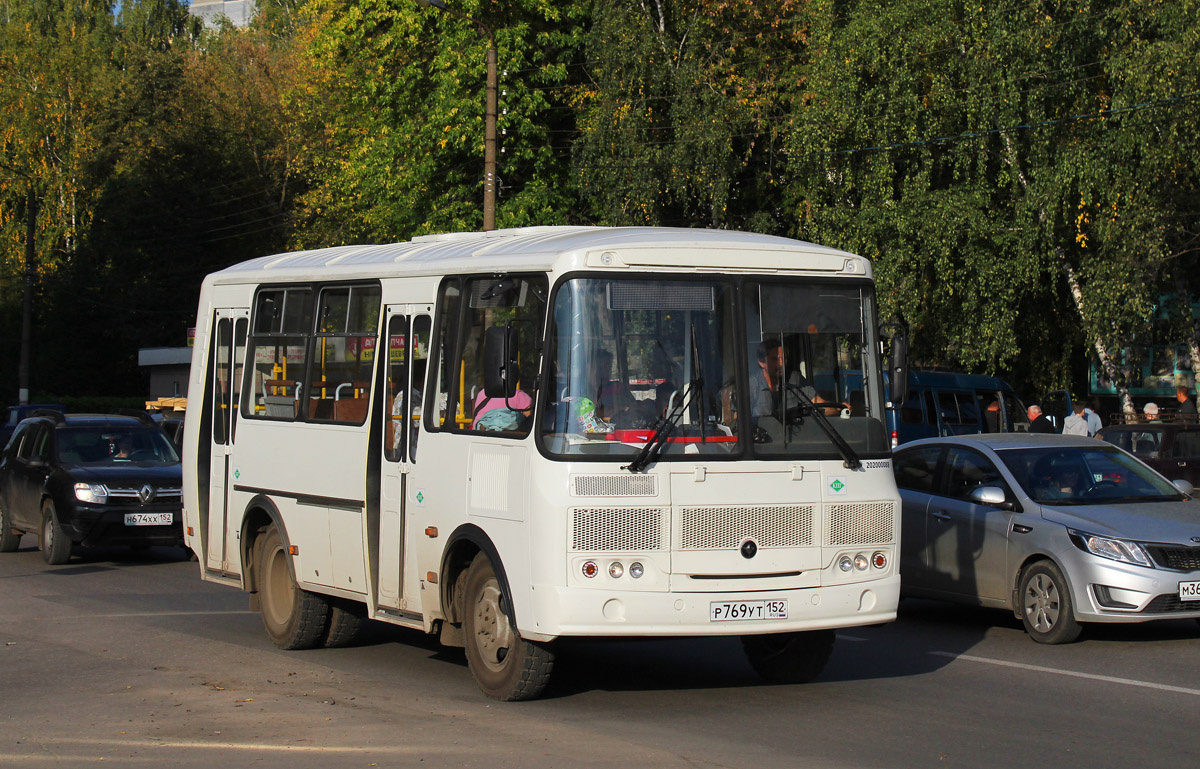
931, 510, 951, 522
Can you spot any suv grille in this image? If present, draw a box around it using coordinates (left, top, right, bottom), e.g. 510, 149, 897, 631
106, 486, 183, 506
1146, 546, 1200, 571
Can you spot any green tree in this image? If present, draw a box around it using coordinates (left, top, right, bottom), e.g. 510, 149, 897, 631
287, 0, 587, 245
571, 0, 809, 230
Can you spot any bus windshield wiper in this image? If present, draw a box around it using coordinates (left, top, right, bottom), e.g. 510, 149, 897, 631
784, 384, 862, 470
624, 378, 700, 473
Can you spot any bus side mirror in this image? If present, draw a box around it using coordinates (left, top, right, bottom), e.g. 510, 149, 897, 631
889, 329, 909, 404
483, 325, 518, 399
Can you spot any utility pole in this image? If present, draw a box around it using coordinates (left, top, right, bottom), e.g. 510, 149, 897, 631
418, 0, 498, 231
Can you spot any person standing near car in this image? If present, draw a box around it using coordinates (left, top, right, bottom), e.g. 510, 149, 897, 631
1176, 386, 1196, 420
1062, 403, 1090, 436
1028, 404, 1056, 433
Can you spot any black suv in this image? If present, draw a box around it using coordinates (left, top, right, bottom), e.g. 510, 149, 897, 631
1096, 420, 1200, 489
0, 411, 183, 563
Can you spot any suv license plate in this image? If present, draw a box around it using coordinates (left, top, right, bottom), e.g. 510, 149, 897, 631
125, 513, 173, 526
710, 600, 788, 622
1180, 581, 1200, 602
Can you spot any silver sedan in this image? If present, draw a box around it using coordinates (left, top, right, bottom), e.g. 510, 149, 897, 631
893, 433, 1200, 643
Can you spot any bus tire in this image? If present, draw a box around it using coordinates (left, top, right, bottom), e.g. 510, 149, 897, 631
0, 502, 21, 552
41, 501, 72, 565
462, 553, 554, 701
255, 524, 330, 650
742, 629, 835, 684
324, 599, 367, 648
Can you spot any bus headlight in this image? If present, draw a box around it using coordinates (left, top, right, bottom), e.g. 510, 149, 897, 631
854, 553, 870, 571
629, 562, 645, 579
838, 555, 854, 572
608, 562, 624, 578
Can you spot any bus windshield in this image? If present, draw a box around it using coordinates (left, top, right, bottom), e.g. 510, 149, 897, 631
540, 276, 888, 460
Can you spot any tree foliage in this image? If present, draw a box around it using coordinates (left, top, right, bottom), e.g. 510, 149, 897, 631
0, 0, 1197, 404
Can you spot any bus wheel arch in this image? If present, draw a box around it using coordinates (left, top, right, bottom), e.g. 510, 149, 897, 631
439, 524, 516, 633
239, 495, 287, 596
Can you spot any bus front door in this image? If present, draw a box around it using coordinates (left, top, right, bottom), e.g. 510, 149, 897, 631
375, 307, 432, 612
206, 309, 248, 574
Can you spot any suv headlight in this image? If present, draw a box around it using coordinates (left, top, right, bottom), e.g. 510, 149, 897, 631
1070, 529, 1152, 568
74, 483, 109, 504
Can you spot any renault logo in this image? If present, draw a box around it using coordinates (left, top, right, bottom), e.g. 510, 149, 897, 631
1192, 536, 1200, 544
138, 484, 157, 504
740, 540, 758, 559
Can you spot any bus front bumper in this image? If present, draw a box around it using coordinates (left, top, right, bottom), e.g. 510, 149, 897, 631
519, 575, 900, 642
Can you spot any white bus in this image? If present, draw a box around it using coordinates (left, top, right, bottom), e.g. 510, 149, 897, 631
182, 226, 902, 700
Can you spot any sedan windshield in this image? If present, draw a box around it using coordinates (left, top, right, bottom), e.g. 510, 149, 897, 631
56, 428, 180, 466
996, 445, 1184, 505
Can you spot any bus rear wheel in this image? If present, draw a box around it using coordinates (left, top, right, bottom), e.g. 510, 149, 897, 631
742, 629, 835, 684
461, 554, 554, 701
255, 524, 330, 650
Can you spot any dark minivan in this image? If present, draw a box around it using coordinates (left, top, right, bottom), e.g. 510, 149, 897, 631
888, 371, 1029, 447
0, 411, 183, 563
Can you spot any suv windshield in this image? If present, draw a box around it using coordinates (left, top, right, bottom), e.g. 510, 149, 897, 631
996, 445, 1184, 505
56, 427, 180, 466
539, 276, 887, 461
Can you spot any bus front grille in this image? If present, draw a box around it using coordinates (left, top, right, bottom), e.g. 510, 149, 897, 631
570, 507, 668, 551
825, 502, 895, 546
677, 505, 815, 550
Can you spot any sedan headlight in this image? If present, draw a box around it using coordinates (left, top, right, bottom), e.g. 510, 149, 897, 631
1070, 529, 1152, 568
74, 483, 109, 504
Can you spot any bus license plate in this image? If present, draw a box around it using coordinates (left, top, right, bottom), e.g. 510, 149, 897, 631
1180, 581, 1200, 601
709, 600, 788, 622
124, 513, 173, 526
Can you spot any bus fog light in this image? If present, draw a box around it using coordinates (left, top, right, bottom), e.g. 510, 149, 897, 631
582, 561, 599, 578
838, 555, 853, 572
609, 562, 624, 578
629, 562, 644, 579
854, 553, 869, 571
872, 551, 888, 569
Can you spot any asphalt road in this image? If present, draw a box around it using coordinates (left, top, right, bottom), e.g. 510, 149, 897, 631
1, 537, 1197, 769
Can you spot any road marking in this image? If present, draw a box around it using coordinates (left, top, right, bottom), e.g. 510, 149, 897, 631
0, 738, 464, 758
15, 610, 257, 621
930, 651, 1200, 696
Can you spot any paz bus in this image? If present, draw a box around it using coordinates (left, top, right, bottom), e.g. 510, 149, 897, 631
182, 226, 903, 700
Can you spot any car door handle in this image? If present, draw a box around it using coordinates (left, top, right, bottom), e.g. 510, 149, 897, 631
931, 510, 951, 521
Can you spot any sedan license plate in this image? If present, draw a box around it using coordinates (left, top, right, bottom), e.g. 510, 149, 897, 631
709, 600, 788, 622
1180, 581, 1200, 602
124, 513, 173, 526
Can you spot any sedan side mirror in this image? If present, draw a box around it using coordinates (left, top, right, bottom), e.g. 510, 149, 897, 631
1172, 479, 1194, 496
970, 486, 1012, 509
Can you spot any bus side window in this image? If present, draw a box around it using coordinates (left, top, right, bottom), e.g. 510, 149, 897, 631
432, 280, 462, 430
458, 275, 547, 435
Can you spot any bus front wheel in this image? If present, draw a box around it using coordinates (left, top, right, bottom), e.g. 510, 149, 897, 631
254, 524, 330, 650
742, 629, 835, 684
461, 553, 554, 701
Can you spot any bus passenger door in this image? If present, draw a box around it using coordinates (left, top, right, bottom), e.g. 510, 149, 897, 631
207, 310, 248, 573
376, 307, 432, 611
